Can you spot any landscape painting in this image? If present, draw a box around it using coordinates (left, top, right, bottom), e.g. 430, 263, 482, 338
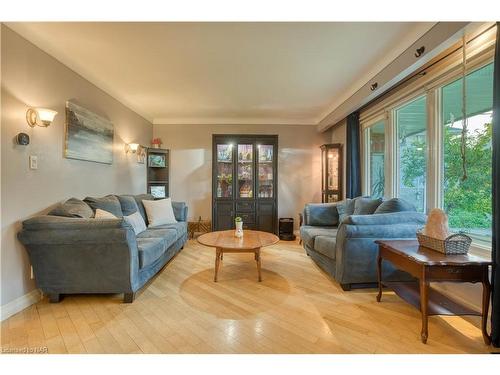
65, 101, 114, 164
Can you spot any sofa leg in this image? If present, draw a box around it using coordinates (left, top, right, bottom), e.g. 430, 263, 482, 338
340, 283, 351, 291
48, 293, 61, 303
123, 292, 136, 303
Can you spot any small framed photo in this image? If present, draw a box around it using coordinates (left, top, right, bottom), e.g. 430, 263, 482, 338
148, 154, 166, 167
150, 185, 166, 198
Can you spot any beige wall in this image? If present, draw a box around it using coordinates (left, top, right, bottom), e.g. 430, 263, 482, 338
153, 124, 331, 228
1, 25, 153, 307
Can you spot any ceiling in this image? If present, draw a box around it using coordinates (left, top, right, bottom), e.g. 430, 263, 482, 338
6, 22, 435, 126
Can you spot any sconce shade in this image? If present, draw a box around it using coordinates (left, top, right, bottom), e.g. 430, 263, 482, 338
125, 143, 141, 154
26, 108, 58, 127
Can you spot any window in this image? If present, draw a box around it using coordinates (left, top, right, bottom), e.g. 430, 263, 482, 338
395, 96, 427, 212
441, 63, 493, 246
367, 121, 385, 198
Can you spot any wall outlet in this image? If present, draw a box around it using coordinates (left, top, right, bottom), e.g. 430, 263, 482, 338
29, 155, 38, 169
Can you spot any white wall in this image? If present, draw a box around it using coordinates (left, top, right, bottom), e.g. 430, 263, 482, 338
1, 25, 153, 309
153, 124, 331, 229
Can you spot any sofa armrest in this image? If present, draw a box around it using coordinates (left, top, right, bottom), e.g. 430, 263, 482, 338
17, 215, 140, 294
342, 212, 427, 226
172, 202, 188, 222
303, 202, 340, 226
341, 223, 422, 239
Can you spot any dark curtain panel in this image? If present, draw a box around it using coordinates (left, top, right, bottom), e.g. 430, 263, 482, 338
491, 22, 500, 348
345, 111, 361, 198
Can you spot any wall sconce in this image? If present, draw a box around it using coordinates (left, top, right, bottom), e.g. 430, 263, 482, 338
26, 108, 58, 127
125, 143, 140, 154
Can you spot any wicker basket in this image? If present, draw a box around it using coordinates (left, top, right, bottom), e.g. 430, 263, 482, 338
416, 230, 472, 255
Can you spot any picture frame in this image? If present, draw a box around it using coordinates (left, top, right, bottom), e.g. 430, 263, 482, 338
148, 154, 166, 167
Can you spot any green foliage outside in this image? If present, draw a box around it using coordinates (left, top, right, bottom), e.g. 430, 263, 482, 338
400, 121, 492, 230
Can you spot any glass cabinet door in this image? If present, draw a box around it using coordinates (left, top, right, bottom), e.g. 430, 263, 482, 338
216, 144, 233, 198
237, 144, 253, 198
257, 144, 274, 198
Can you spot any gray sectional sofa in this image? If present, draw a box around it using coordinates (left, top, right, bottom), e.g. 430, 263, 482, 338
17, 194, 188, 303
300, 197, 426, 290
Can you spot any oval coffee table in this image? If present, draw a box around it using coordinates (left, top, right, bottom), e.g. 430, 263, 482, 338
197, 230, 279, 282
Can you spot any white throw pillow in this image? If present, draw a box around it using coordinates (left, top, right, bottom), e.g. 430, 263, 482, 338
123, 211, 147, 235
94, 208, 117, 219
142, 198, 177, 228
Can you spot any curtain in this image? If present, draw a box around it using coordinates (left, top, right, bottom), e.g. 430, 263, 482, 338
346, 111, 361, 198
491, 22, 500, 348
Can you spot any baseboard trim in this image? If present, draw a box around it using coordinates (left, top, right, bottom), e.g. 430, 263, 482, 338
0, 289, 41, 321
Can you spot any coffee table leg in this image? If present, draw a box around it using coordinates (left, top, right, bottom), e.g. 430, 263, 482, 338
255, 248, 262, 282
420, 275, 429, 344
214, 248, 221, 282
376, 252, 383, 302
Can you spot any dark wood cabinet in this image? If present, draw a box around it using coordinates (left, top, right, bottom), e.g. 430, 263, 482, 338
320, 143, 343, 203
212, 134, 278, 234
147, 148, 169, 198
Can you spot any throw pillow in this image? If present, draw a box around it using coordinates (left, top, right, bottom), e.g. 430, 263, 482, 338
116, 195, 140, 216
94, 208, 117, 219
336, 199, 355, 224
133, 194, 155, 224
305, 203, 339, 226
84, 195, 123, 217
353, 197, 384, 215
142, 197, 178, 228
48, 198, 93, 218
123, 211, 147, 235
374, 198, 416, 214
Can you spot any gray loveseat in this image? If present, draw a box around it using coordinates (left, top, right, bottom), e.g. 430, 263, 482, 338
300, 197, 426, 290
17, 194, 188, 303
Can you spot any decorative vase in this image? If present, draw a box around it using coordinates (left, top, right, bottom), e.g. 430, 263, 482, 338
235, 221, 243, 238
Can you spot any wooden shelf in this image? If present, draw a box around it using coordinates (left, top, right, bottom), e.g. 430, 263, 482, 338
383, 281, 481, 316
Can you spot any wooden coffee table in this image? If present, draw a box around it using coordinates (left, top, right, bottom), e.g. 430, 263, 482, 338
197, 230, 279, 282
375, 240, 492, 344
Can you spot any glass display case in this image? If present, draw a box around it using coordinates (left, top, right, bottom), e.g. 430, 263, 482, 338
320, 143, 343, 203
212, 135, 278, 233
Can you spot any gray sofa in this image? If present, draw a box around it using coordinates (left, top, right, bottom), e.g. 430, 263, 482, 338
300, 198, 426, 290
17, 194, 188, 303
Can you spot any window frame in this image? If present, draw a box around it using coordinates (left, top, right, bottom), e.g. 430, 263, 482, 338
359, 30, 495, 255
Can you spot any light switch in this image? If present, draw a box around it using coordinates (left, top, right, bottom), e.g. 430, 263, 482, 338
29, 155, 38, 169
30, 266, 34, 279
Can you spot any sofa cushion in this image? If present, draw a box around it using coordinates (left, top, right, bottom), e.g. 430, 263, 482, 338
336, 199, 355, 223
137, 228, 178, 248
300, 225, 337, 249
84, 195, 123, 217
48, 198, 93, 219
305, 203, 339, 226
374, 198, 416, 214
152, 222, 188, 238
133, 194, 155, 224
353, 197, 383, 215
116, 195, 140, 216
95, 208, 117, 219
313, 235, 337, 260
137, 237, 166, 269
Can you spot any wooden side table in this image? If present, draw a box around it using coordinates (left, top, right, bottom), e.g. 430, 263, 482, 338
375, 240, 492, 345
188, 219, 212, 239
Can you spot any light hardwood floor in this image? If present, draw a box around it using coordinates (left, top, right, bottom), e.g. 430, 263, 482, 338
1, 239, 496, 354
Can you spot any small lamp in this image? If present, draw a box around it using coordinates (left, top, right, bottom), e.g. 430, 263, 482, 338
26, 108, 58, 127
